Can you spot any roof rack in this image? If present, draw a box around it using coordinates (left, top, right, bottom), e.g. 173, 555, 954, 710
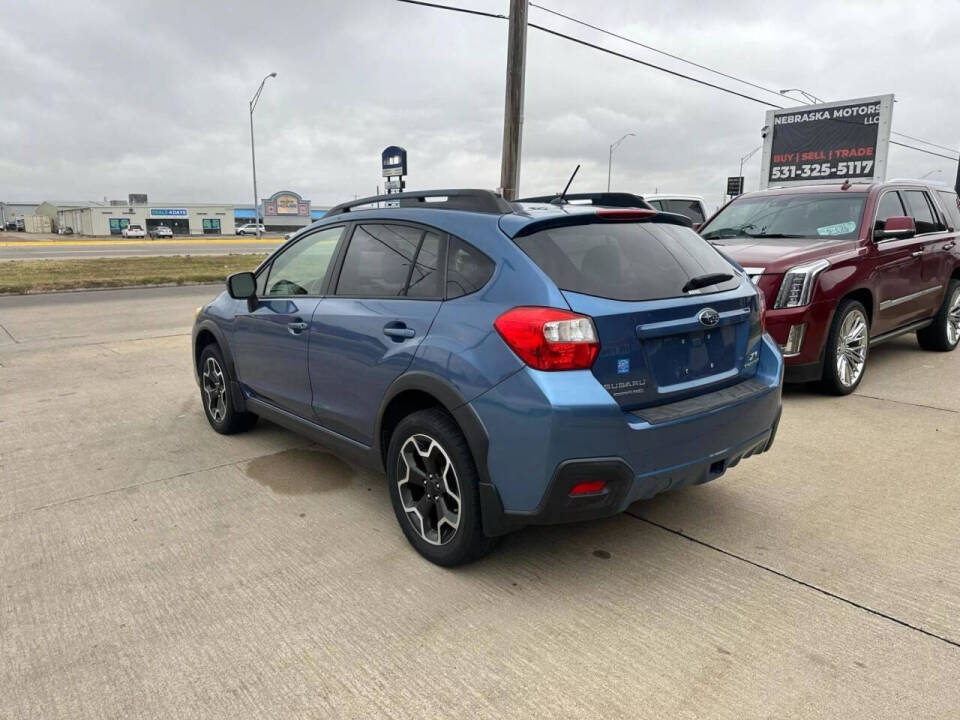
886, 178, 950, 187
325, 189, 513, 217
515, 192, 654, 209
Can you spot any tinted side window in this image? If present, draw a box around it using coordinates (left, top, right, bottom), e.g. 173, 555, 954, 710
265, 225, 343, 296
446, 236, 495, 299
406, 230, 443, 298
336, 224, 420, 297
937, 190, 960, 230
665, 199, 705, 224
903, 190, 937, 234
874, 191, 905, 232
648, 200, 664, 211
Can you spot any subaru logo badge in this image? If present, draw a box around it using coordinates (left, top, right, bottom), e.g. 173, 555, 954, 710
698, 308, 720, 327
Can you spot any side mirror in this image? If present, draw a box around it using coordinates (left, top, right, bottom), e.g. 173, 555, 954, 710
875, 216, 916, 240
226, 271, 257, 299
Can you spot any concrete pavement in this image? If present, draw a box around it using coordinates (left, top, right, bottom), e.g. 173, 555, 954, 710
1, 286, 958, 718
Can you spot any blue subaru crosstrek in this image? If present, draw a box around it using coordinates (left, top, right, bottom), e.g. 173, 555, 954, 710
193, 189, 783, 565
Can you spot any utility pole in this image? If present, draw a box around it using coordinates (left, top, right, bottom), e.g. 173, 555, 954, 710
499, 0, 528, 201
249, 72, 277, 239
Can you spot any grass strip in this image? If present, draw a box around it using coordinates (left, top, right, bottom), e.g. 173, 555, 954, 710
0, 254, 269, 294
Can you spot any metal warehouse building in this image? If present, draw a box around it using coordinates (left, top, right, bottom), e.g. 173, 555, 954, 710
57, 203, 236, 237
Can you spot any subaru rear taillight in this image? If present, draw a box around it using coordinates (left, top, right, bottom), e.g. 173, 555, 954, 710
494, 307, 600, 371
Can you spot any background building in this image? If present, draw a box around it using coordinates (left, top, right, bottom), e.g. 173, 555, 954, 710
58, 203, 236, 236
234, 189, 328, 232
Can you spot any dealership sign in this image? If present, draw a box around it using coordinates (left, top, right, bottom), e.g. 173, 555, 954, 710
760, 94, 894, 189
150, 208, 188, 216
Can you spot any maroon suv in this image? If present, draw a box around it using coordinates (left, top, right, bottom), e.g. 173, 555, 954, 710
699, 181, 960, 394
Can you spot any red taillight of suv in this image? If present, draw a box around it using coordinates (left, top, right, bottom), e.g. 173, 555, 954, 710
494, 307, 600, 371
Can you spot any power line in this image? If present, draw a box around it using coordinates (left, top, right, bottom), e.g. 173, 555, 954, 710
889, 141, 958, 161
396, 0, 959, 162
530, 2, 958, 159
888, 132, 957, 155
395, 0, 505, 20
530, 2, 789, 103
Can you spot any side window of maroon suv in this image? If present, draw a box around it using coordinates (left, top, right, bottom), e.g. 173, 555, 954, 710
874, 191, 905, 233
902, 190, 941, 235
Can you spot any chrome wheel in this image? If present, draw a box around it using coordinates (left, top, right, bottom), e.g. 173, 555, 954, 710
397, 434, 461, 546
948, 287, 960, 347
835, 309, 868, 388
202, 356, 228, 423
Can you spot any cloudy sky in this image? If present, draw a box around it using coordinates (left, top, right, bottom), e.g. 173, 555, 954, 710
2, 0, 958, 210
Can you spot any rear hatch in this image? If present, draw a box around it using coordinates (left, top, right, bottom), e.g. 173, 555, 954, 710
513, 218, 761, 410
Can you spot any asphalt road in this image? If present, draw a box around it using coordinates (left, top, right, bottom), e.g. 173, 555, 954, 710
0, 238, 282, 260
2, 286, 958, 718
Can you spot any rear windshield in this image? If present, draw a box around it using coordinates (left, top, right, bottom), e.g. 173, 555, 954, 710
514, 222, 739, 302
701, 192, 867, 240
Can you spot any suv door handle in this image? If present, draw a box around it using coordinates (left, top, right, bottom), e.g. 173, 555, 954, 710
383, 324, 416, 340
944, 241, 956, 251
287, 320, 309, 334
911, 250, 924, 257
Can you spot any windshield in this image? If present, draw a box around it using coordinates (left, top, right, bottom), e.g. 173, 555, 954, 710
701, 192, 867, 241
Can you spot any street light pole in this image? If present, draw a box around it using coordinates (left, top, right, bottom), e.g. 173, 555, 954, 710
739, 145, 762, 188
607, 133, 635, 192
249, 72, 277, 239
779, 88, 824, 105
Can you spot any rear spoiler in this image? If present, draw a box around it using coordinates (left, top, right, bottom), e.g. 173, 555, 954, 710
516, 192, 654, 210
504, 209, 694, 238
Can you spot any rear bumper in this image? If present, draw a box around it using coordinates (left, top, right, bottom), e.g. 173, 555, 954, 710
473, 334, 783, 536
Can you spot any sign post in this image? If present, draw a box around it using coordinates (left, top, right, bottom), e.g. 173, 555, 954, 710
759, 94, 894, 189
382, 146, 408, 199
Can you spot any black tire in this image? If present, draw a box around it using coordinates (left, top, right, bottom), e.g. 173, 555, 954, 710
386, 408, 497, 566
917, 279, 960, 352
198, 344, 258, 434
820, 299, 870, 395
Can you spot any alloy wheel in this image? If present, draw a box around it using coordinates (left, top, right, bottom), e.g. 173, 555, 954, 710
397, 434, 461, 546
947, 287, 960, 347
202, 356, 228, 423
835, 309, 868, 388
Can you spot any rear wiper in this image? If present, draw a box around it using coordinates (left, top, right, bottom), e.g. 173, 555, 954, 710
682, 272, 734, 293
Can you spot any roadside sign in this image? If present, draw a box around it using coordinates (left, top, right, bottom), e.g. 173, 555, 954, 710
759, 94, 894, 189
382, 145, 408, 195
727, 176, 744, 196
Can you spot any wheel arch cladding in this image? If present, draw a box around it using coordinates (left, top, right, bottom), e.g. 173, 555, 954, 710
375, 372, 491, 485
194, 328, 219, 370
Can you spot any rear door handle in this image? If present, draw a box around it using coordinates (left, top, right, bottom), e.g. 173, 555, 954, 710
944, 241, 956, 251
911, 250, 924, 257
287, 320, 309, 334
383, 325, 415, 339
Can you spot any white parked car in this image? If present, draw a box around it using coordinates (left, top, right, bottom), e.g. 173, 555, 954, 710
643, 194, 708, 227
121, 224, 146, 238
149, 225, 174, 238
236, 223, 267, 236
